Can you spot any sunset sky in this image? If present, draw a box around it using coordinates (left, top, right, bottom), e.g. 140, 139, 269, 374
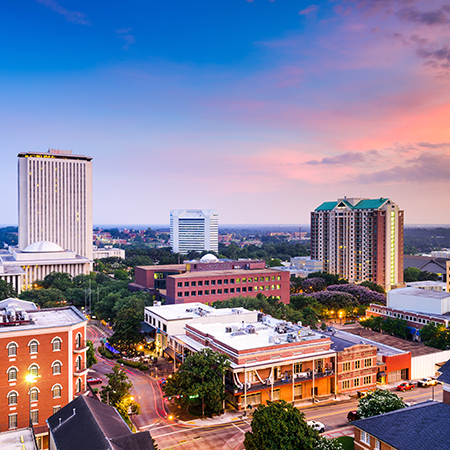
1, 0, 450, 226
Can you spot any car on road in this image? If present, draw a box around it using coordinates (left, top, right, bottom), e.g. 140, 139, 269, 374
347, 410, 360, 422
417, 378, 442, 387
397, 382, 415, 391
307, 420, 325, 433
87, 377, 102, 385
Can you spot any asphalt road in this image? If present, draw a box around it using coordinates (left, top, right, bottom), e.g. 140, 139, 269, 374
86, 323, 444, 450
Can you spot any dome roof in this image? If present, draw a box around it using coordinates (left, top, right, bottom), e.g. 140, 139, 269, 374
23, 241, 65, 253
200, 253, 218, 263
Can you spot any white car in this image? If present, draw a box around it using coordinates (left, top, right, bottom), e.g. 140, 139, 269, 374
307, 420, 325, 433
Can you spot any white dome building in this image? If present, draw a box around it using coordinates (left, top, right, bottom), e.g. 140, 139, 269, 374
200, 253, 219, 263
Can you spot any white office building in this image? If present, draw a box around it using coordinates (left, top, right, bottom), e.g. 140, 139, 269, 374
18, 149, 93, 261
170, 209, 218, 254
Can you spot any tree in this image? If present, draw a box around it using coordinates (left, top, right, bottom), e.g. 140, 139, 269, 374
163, 349, 230, 417
357, 388, 405, 419
243, 400, 319, 450
314, 438, 344, 450
359, 281, 385, 294
301, 278, 326, 294
40, 271, 73, 291
419, 322, 450, 350
114, 269, 129, 280
307, 272, 347, 285
0, 279, 17, 300
101, 364, 133, 407
86, 340, 97, 368
404, 267, 421, 282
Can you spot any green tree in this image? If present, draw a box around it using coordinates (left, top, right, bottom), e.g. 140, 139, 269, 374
243, 400, 319, 450
307, 272, 348, 285
359, 281, 385, 294
404, 267, 421, 282
164, 349, 230, 417
266, 258, 282, 267
0, 279, 17, 300
101, 363, 133, 407
114, 269, 129, 280
86, 340, 97, 368
40, 271, 73, 291
357, 388, 405, 419
419, 322, 450, 349
314, 438, 344, 450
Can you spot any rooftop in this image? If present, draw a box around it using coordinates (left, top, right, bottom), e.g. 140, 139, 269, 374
145, 302, 255, 321
437, 359, 450, 385
354, 401, 450, 450
18, 151, 92, 161
315, 197, 390, 211
0, 428, 37, 450
136, 264, 186, 272
389, 287, 450, 300
170, 268, 283, 279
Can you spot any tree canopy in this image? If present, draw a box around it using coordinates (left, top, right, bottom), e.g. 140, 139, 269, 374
357, 388, 405, 419
0, 279, 17, 300
243, 400, 319, 450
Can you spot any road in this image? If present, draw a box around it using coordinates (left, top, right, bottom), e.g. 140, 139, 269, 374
86, 323, 443, 450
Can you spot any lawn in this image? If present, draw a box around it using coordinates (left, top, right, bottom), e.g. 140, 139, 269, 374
336, 436, 354, 450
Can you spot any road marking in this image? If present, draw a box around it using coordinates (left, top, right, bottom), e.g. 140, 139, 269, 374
232, 423, 245, 434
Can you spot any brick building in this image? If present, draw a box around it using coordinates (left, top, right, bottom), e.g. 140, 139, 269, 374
0, 300, 88, 450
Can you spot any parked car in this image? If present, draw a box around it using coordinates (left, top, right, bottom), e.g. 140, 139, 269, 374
347, 410, 360, 422
397, 382, 415, 391
357, 390, 374, 399
417, 378, 442, 387
307, 420, 325, 433
87, 377, 102, 385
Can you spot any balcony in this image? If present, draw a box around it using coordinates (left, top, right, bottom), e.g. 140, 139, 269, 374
226, 370, 335, 395
73, 340, 89, 354
74, 363, 89, 376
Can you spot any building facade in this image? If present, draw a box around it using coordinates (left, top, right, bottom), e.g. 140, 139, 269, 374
170, 209, 218, 254
18, 150, 93, 261
311, 197, 404, 290
0, 302, 88, 450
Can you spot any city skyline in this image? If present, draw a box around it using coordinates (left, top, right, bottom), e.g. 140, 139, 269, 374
1, 1, 450, 225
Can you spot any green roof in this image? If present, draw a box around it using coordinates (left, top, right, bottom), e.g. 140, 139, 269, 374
315, 198, 389, 212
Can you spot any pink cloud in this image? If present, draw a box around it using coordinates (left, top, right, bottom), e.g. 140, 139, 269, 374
36, 0, 90, 25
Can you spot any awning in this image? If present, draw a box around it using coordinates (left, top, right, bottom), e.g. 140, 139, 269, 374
164, 347, 175, 359
377, 371, 387, 378
406, 326, 420, 336
140, 321, 156, 333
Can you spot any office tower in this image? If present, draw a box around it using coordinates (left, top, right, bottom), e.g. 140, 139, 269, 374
18, 150, 93, 260
310, 197, 404, 290
170, 209, 218, 254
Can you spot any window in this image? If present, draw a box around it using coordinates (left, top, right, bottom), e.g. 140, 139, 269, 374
76, 378, 82, 393
211, 280, 216, 285
276, 285, 281, 290
242, 278, 247, 283
198, 290, 203, 296
211, 289, 216, 295
198, 281, 203, 286
230, 288, 234, 293
76, 356, 82, 371
236, 278, 240, 284
294, 362, 303, 373
224, 288, 228, 294
205, 290, 209, 295
248, 278, 253, 283
184, 291, 189, 297
354, 378, 360, 387
343, 362, 351, 371
204, 280, 209, 286
8, 367, 18, 381
9, 414, 17, 429
217, 280, 222, 285
29, 340, 38, 354
253, 286, 258, 292
364, 358, 372, 368
53, 406, 61, 414
224, 279, 228, 285
177, 292, 182, 297
191, 281, 196, 287
342, 380, 350, 389
217, 289, 222, 294
8, 391, 18, 406
53, 385, 62, 398
177, 282, 182, 288
260, 277, 264, 282
265, 277, 270, 282
363, 376, 372, 385
7, 342, 17, 357
265, 285, 269, 290
271, 276, 275, 281
375, 439, 380, 450
52, 361, 62, 375
163, 324, 167, 332
361, 431, 370, 445
236, 288, 241, 293
354, 360, 361, 369
30, 388, 39, 402
230, 279, 235, 284
277, 276, 281, 281
191, 291, 196, 296
31, 410, 39, 425
272, 388, 281, 400
75, 334, 82, 349
242, 287, 247, 292
52, 338, 61, 352
184, 281, 189, 287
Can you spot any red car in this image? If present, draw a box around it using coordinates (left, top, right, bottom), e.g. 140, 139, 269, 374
87, 377, 103, 385
397, 382, 415, 391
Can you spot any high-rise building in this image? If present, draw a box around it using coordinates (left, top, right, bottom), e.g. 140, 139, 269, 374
310, 197, 404, 290
170, 209, 218, 254
18, 150, 93, 261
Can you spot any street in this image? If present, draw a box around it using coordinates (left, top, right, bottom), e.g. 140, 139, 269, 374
86, 322, 443, 450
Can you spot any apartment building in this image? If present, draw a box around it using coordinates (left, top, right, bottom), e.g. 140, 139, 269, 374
311, 197, 404, 290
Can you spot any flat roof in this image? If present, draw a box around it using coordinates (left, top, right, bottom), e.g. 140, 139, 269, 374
0, 306, 86, 333
389, 287, 450, 299
169, 268, 284, 279
136, 264, 186, 271
0, 428, 36, 450
337, 324, 440, 357
145, 303, 255, 321
188, 318, 329, 352
18, 151, 92, 161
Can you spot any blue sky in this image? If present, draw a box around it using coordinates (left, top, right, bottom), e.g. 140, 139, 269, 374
1, 0, 450, 225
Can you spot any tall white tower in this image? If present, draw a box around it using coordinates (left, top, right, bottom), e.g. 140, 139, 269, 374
170, 209, 218, 254
18, 150, 93, 261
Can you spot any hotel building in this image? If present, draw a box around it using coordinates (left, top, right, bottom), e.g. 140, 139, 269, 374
18, 150, 93, 261
170, 209, 218, 254
311, 197, 404, 290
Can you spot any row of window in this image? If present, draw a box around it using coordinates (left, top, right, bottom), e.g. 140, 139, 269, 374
7, 356, 83, 381
360, 431, 381, 449
342, 375, 372, 389
7, 384, 63, 405
342, 358, 372, 372
177, 285, 282, 298
177, 275, 282, 288
371, 308, 436, 325
7, 334, 83, 357
8, 406, 62, 429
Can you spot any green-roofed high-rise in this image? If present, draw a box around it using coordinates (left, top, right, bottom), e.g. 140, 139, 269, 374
311, 197, 404, 291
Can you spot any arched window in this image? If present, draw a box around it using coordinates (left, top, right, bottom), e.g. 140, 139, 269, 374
52, 338, 62, 352
75, 378, 82, 393
29, 340, 39, 354
75, 333, 82, 349
30, 388, 39, 402
29, 364, 39, 377
7, 367, 18, 381
7, 342, 18, 357
52, 361, 62, 375
76, 356, 82, 371
8, 391, 18, 406
52, 384, 62, 399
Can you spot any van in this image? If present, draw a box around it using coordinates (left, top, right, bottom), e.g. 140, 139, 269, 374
347, 410, 360, 422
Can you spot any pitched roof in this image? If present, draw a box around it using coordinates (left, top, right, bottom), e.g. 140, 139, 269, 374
314, 198, 389, 212
47, 396, 155, 450
354, 401, 450, 450
437, 359, 450, 385
315, 201, 338, 211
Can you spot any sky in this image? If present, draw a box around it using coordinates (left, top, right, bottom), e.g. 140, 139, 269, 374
1, 0, 450, 226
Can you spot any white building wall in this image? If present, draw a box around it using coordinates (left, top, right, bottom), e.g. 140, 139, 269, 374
388, 289, 450, 315
411, 350, 450, 379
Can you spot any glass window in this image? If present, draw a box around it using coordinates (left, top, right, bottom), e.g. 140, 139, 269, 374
265, 285, 269, 290
30, 365, 40, 377
76, 378, 82, 393
53, 406, 61, 414
354, 378, 360, 387
8, 343, 17, 357
205, 290, 209, 295
217, 289, 222, 294
276, 285, 281, 290
8, 391, 18, 406
236, 278, 240, 284
364, 358, 372, 368
230, 279, 235, 284
217, 280, 222, 285
191, 281, 196, 287
230, 288, 234, 293
260, 277, 264, 282
211, 289, 216, 295
52, 338, 61, 352
177, 292, 182, 297
363, 376, 372, 385
343, 362, 351, 372
184, 291, 189, 296
9, 414, 17, 429
30, 388, 39, 402
31, 410, 39, 425
191, 291, 196, 296
248, 278, 253, 283
342, 380, 350, 389
242, 287, 247, 292
29, 340, 38, 354
204, 280, 209, 286
53, 362, 61, 375
236, 288, 241, 293
224, 288, 228, 294
198, 281, 203, 286
277, 276, 281, 281
198, 290, 203, 296
265, 277, 270, 282
242, 278, 246, 283
177, 282, 182, 287
355, 360, 361, 369
224, 279, 228, 285
211, 280, 216, 285
184, 282, 189, 287
8, 367, 17, 381
53, 385, 62, 398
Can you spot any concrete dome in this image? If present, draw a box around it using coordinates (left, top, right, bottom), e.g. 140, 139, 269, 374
200, 253, 218, 263
23, 241, 65, 253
